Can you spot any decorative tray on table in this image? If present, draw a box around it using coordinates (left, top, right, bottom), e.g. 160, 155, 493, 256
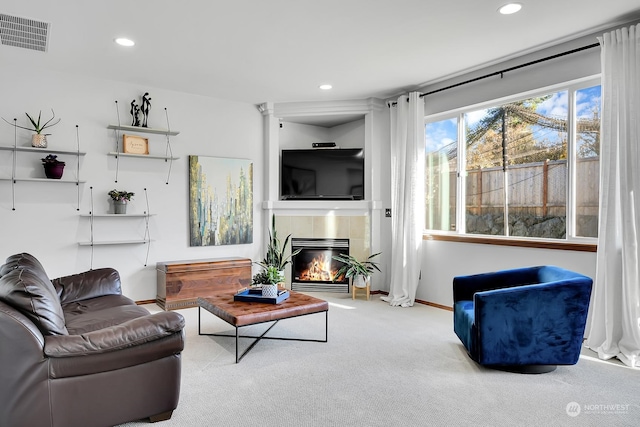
233, 287, 290, 304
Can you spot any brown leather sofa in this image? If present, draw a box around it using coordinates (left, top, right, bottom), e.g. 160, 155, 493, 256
0, 253, 185, 427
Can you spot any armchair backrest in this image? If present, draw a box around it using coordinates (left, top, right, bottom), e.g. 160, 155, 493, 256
471, 267, 593, 365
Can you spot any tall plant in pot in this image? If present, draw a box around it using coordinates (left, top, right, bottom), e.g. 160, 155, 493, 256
258, 215, 301, 283
108, 189, 134, 214
332, 252, 381, 288
2, 109, 61, 148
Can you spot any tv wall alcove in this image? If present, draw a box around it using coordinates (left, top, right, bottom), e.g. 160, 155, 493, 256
259, 98, 389, 291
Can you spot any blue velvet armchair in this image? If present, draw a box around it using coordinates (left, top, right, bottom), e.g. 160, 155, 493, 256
453, 266, 593, 373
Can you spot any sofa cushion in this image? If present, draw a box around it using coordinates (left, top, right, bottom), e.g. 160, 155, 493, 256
0, 268, 68, 336
63, 294, 151, 335
53, 268, 122, 304
453, 300, 475, 356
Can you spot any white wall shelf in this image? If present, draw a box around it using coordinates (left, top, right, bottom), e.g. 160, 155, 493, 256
0, 146, 87, 156
1, 125, 85, 210
79, 213, 156, 218
79, 187, 154, 267
0, 177, 86, 184
107, 152, 179, 161
107, 124, 179, 136
78, 240, 151, 246
108, 105, 179, 184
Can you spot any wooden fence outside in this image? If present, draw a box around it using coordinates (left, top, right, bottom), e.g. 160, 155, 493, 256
426, 157, 599, 235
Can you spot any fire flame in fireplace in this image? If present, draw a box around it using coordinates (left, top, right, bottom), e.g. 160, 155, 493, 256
299, 253, 344, 282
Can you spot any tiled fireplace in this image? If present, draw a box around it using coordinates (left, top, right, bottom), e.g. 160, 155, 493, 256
273, 215, 371, 290
291, 238, 349, 292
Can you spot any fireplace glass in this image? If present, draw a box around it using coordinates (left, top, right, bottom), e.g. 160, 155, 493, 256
291, 238, 349, 292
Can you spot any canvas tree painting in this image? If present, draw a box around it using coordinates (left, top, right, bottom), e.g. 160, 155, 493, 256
189, 155, 253, 246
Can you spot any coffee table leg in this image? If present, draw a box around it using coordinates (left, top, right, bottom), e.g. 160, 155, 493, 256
198, 308, 328, 363
325, 310, 328, 342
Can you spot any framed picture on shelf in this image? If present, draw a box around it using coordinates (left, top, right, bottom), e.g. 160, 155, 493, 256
122, 134, 149, 155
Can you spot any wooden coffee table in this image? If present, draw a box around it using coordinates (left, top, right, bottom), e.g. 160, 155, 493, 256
197, 290, 329, 363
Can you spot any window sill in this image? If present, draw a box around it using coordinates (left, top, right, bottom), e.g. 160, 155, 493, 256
423, 233, 597, 252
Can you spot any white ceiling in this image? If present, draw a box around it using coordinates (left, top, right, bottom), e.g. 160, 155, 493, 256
2, 0, 640, 107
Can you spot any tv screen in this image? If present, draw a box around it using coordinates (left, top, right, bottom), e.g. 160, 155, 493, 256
281, 148, 364, 200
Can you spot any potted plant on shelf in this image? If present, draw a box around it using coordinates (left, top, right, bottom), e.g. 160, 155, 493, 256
258, 214, 301, 283
41, 154, 65, 179
332, 252, 382, 289
2, 109, 61, 148
252, 264, 282, 297
108, 189, 134, 214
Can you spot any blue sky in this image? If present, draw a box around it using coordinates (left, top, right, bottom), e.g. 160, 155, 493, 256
425, 85, 601, 154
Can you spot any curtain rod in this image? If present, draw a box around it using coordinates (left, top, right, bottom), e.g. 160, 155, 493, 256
389, 42, 600, 106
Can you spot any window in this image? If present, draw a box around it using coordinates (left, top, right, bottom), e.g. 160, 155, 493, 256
425, 118, 457, 231
425, 80, 600, 241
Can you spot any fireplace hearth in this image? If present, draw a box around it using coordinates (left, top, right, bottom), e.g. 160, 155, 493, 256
291, 238, 349, 293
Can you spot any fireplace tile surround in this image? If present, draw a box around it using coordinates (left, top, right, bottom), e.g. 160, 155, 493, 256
274, 215, 371, 288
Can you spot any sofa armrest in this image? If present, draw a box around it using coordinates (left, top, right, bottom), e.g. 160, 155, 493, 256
453, 266, 543, 302
0, 301, 51, 427
44, 311, 185, 357
52, 268, 122, 304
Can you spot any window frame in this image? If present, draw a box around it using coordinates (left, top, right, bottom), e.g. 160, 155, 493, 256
424, 75, 600, 250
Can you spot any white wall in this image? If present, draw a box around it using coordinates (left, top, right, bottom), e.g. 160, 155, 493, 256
278, 118, 365, 150
418, 240, 596, 307
279, 122, 330, 149
329, 119, 365, 148
0, 65, 264, 301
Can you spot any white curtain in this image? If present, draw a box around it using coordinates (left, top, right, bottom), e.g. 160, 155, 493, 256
381, 92, 425, 307
585, 24, 640, 368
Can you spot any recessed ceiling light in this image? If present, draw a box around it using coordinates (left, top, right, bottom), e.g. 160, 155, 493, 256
319, 84, 332, 90
114, 37, 135, 47
498, 3, 522, 15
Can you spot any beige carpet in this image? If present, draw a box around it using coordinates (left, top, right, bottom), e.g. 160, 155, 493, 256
118, 292, 639, 427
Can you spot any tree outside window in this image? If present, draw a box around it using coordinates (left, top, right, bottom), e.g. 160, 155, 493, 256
425, 82, 600, 241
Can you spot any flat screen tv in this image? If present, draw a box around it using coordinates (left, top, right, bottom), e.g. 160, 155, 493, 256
281, 148, 364, 200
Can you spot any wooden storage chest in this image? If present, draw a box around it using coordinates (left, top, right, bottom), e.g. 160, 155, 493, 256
156, 257, 252, 310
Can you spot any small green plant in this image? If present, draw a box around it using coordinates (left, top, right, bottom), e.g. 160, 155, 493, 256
332, 252, 381, 282
2, 109, 61, 135
41, 154, 65, 165
108, 189, 134, 202
252, 265, 281, 285
258, 214, 301, 271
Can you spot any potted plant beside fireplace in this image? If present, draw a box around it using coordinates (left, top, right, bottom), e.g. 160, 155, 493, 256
259, 215, 301, 283
332, 252, 381, 288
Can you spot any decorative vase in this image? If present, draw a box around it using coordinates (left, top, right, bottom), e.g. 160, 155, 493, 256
262, 283, 278, 298
113, 200, 128, 214
353, 275, 370, 288
43, 163, 64, 179
32, 134, 47, 148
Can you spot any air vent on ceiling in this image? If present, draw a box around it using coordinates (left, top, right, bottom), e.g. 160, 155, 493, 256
0, 13, 50, 52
